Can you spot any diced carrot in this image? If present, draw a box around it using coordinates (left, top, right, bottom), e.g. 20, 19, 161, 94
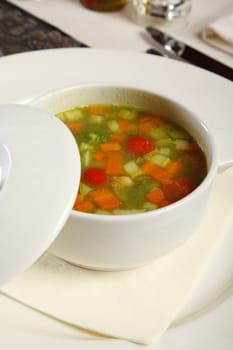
166, 161, 182, 177
73, 194, 95, 213
138, 115, 154, 132
74, 200, 95, 213
138, 115, 154, 124
92, 151, 106, 161
159, 199, 171, 208
111, 133, 126, 142
141, 161, 172, 184
100, 142, 121, 152
89, 105, 104, 115
105, 152, 123, 176
146, 189, 165, 204
74, 194, 84, 206
119, 119, 131, 132
90, 188, 121, 210
66, 122, 82, 133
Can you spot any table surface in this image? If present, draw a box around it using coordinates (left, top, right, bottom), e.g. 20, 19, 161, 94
0, 0, 86, 56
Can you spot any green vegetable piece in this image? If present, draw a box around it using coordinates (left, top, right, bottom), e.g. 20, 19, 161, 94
88, 132, 107, 144
150, 154, 171, 168
90, 115, 103, 124
156, 138, 174, 148
81, 150, 92, 167
79, 182, 92, 196
174, 139, 189, 150
149, 127, 168, 140
107, 120, 120, 132
123, 161, 143, 178
65, 109, 83, 122
143, 202, 159, 211
79, 142, 94, 152
159, 147, 172, 156
118, 109, 137, 120
169, 129, 190, 140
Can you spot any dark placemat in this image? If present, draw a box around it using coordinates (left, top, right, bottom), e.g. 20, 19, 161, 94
0, 0, 87, 56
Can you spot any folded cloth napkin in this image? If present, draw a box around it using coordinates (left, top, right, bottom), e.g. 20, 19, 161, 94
202, 13, 233, 55
1, 168, 233, 345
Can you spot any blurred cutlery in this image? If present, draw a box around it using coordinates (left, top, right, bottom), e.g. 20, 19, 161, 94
146, 26, 233, 81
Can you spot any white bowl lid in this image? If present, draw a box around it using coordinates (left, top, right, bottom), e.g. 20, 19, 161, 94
0, 104, 80, 287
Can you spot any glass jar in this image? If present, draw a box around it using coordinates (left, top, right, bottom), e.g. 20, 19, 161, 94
80, 0, 128, 11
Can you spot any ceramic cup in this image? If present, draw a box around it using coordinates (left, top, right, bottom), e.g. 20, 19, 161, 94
31, 84, 233, 271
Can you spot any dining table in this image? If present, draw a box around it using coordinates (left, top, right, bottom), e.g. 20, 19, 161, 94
0, 0, 233, 349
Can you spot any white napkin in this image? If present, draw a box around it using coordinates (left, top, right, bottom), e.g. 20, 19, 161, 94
1, 167, 233, 345
202, 13, 233, 55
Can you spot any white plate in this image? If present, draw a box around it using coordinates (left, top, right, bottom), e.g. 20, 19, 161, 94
0, 48, 233, 349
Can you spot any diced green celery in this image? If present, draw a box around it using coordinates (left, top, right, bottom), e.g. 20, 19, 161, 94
81, 150, 92, 167
159, 147, 172, 156
123, 161, 143, 178
169, 129, 190, 140
118, 109, 136, 120
56, 112, 67, 122
144, 149, 159, 160
107, 120, 120, 132
143, 202, 159, 211
113, 209, 146, 215
90, 115, 103, 124
65, 109, 83, 122
79, 142, 94, 152
150, 154, 171, 168
156, 138, 174, 148
174, 139, 189, 150
149, 127, 168, 140
79, 182, 92, 196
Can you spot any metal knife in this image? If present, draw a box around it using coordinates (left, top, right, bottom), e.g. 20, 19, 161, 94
146, 26, 233, 82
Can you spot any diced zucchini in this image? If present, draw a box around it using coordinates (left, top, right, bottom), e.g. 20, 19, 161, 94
149, 127, 168, 140
143, 202, 159, 211
159, 147, 172, 156
144, 149, 159, 161
81, 150, 92, 167
79, 182, 92, 196
79, 142, 94, 152
150, 154, 171, 168
65, 109, 83, 122
90, 115, 103, 124
123, 161, 143, 178
156, 138, 174, 148
118, 109, 136, 120
174, 139, 189, 150
107, 120, 120, 132
169, 129, 190, 140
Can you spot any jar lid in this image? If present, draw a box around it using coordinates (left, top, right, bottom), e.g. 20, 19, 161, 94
0, 104, 80, 287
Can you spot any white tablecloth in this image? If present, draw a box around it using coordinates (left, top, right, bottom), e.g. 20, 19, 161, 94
7, 0, 233, 68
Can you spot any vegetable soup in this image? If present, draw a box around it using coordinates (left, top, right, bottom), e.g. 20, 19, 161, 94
56, 104, 207, 215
